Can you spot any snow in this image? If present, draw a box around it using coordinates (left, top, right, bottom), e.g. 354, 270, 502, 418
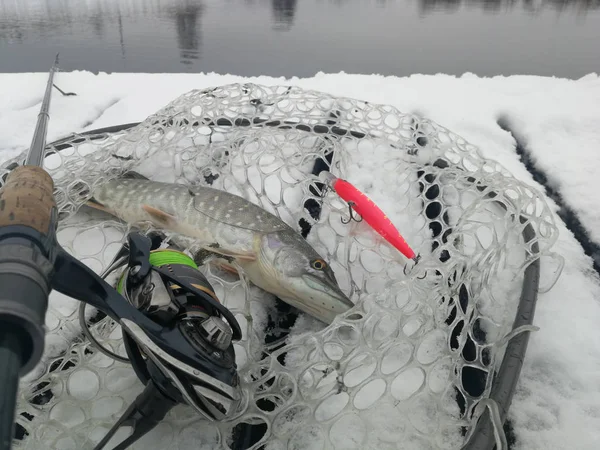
2, 70, 600, 450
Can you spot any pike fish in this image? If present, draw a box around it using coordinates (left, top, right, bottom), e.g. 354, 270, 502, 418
89, 173, 354, 324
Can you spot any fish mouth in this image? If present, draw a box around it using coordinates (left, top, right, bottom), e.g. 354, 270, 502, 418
301, 275, 354, 310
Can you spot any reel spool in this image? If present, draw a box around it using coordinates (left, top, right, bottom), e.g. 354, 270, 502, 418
81, 232, 243, 450
117, 247, 237, 366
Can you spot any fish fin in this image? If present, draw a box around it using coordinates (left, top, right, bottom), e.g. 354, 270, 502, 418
86, 198, 116, 215
142, 204, 177, 226
202, 244, 256, 262
122, 170, 149, 180
214, 262, 240, 275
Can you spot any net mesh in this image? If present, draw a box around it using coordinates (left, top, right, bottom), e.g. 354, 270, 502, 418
1, 83, 560, 450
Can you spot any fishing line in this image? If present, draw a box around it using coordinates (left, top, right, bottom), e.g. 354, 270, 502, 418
78, 257, 131, 364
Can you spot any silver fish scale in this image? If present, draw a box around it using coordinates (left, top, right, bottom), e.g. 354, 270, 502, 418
189, 185, 291, 233
95, 179, 188, 220
96, 178, 290, 235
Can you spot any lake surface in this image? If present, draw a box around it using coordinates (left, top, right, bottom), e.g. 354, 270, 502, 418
0, 0, 599, 78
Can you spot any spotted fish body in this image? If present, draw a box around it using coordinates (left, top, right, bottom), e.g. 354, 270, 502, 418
91, 177, 354, 323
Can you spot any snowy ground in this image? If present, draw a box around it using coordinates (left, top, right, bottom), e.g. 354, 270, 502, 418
1, 71, 600, 450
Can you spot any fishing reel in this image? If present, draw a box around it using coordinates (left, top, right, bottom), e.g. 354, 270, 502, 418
80, 231, 243, 450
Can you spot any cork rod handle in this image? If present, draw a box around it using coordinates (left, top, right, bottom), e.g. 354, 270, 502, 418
0, 166, 56, 236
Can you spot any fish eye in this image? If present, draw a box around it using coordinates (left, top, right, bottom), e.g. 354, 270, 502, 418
311, 259, 326, 270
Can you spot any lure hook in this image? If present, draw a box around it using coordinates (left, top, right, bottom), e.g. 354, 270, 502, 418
341, 201, 363, 224
403, 254, 426, 279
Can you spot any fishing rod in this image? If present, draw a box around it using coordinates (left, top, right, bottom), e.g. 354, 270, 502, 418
0, 58, 243, 450
0, 55, 61, 450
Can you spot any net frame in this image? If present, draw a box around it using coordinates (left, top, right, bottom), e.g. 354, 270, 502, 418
0, 83, 559, 450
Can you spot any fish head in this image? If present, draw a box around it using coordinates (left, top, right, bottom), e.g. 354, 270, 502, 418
257, 232, 354, 323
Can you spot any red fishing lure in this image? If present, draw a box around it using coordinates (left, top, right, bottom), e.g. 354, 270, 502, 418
320, 172, 418, 261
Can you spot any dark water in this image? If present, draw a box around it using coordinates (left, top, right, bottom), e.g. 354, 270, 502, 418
0, 0, 599, 78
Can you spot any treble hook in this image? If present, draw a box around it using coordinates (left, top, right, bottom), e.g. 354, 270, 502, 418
341, 201, 363, 224
403, 254, 426, 279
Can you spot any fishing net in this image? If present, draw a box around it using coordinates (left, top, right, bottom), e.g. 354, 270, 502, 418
1, 83, 560, 450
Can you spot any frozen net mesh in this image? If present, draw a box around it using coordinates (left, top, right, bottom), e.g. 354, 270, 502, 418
1, 83, 560, 450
